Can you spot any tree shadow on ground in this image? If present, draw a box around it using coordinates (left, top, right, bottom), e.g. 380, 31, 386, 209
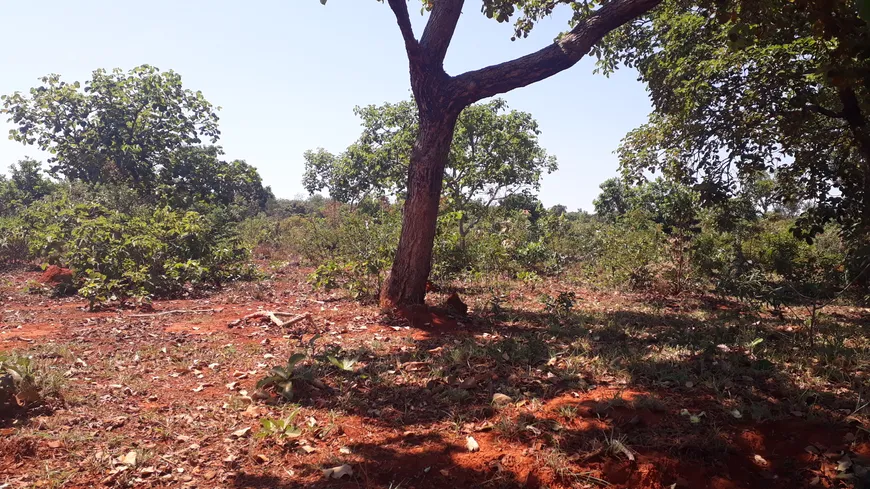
259, 298, 870, 488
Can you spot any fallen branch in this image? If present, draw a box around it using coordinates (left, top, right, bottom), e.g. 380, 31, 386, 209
230, 311, 312, 329
128, 308, 221, 318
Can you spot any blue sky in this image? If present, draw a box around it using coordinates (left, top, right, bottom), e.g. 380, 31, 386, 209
0, 1, 651, 212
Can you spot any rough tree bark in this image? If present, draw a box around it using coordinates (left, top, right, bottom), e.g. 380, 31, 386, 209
380, 0, 663, 308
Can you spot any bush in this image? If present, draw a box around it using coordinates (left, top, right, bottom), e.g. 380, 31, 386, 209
304, 206, 400, 301
589, 210, 666, 289
0, 352, 63, 414
66, 206, 257, 307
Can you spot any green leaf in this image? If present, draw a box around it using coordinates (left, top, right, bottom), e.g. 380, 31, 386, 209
279, 381, 294, 400
287, 353, 306, 369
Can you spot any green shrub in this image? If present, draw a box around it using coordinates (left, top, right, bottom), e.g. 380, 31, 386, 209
0, 352, 63, 413
66, 206, 256, 307
301, 207, 400, 300
590, 210, 666, 289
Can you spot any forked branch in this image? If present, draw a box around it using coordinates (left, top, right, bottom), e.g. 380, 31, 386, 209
452, 0, 663, 105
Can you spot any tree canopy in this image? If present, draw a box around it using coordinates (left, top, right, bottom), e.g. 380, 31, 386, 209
601, 0, 870, 248
2, 65, 272, 215
303, 98, 556, 241
2, 65, 220, 192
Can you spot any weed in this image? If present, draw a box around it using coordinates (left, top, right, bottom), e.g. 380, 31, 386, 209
327, 356, 358, 372
256, 408, 303, 440
1, 352, 64, 410
257, 353, 307, 401
557, 404, 579, 419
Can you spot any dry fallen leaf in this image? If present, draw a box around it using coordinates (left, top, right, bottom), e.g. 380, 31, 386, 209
14, 382, 41, 406
492, 393, 513, 407
466, 436, 480, 452
323, 464, 353, 479
120, 450, 138, 467
232, 427, 251, 438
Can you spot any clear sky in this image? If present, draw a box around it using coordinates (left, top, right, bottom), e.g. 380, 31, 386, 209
0, 1, 651, 212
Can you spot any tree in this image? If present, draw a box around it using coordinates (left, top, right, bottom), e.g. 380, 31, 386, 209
157, 146, 273, 214
8, 159, 56, 205
2, 65, 220, 192
600, 0, 870, 274
593, 177, 634, 222
550, 204, 568, 216
304, 98, 557, 247
319, 0, 663, 306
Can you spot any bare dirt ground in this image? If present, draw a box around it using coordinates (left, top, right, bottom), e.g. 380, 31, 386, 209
1, 262, 869, 488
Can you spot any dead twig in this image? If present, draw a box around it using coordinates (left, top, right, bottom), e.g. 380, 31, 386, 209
230, 311, 313, 329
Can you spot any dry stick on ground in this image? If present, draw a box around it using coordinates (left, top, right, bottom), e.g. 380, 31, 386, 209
238, 311, 312, 329
129, 308, 222, 318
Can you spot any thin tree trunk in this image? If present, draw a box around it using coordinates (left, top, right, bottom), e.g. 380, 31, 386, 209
458, 213, 467, 250
380, 0, 662, 307
381, 112, 459, 307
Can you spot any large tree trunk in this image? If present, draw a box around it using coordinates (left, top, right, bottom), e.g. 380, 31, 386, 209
380, 111, 459, 308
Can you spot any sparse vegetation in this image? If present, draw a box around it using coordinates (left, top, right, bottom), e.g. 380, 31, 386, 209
4, 2, 870, 487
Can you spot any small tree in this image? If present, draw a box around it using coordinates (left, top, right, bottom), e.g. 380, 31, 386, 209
304, 98, 557, 248
157, 145, 273, 214
318, 0, 663, 306
0, 159, 56, 214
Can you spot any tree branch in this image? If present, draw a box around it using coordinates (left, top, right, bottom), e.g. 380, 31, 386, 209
420, 0, 464, 64
387, 0, 420, 59
451, 0, 662, 105
804, 104, 843, 119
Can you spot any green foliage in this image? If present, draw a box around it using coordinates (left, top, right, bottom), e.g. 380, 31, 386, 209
2, 65, 220, 192
67, 206, 256, 307
256, 408, 303, 440
593, 178, 634, 223
303, 98, 556, 244
0, 159, 57, 215
303, 206, 400, 300
602, 0, 870, 268
0, 186, 256, 307
257, 353, 308, 401
590, 209, 666, 290
156, 145, 273, 215
0, 352, 62, 411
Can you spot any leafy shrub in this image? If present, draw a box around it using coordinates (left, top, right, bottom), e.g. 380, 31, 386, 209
0, 352, 63, 413
66, 206, 256, 307
302, 207, 400, 300
590, 210, 666, 289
